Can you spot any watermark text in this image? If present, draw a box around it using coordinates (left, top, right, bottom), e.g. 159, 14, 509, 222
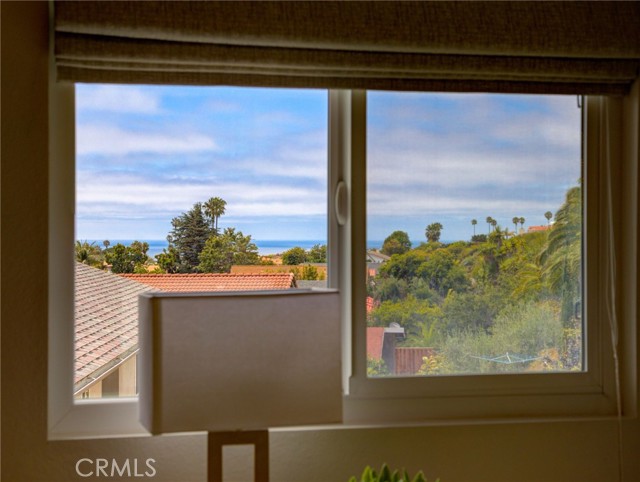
76, 458, 157, 478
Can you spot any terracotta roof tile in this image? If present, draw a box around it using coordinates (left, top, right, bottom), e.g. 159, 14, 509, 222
118, 272, 296, 292
527, 225, 551, 232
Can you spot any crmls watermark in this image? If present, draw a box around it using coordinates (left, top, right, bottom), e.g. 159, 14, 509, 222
75, 458, 157, 478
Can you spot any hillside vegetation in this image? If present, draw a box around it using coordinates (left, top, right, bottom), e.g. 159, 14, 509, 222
368, 185, 582, 375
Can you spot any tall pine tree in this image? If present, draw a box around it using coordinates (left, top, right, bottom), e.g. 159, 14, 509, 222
166, 202, 215, 272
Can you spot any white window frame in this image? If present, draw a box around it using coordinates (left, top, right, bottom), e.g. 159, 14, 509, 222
338, 90, 624, 425
48, 82, 148, 439
48, 83, 633, 439
48, 82, 339, 439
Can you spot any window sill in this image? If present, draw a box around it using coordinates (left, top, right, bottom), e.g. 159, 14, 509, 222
49, 398, 148, 441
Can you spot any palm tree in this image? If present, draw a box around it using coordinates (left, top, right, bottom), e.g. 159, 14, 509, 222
489, 225, 506, 248
539, 187, 581, 324
545, 211, 553, 226
103, 239, 110, 250
75, 240, 103, 268
486, 216, 493, 234
204, 196, 227, 232
512, 217, 520, 234
471, 219, 477, 236
519, 217, 525, 231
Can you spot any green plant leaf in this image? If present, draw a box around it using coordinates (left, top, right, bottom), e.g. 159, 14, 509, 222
412, 471, 427, 482
361, 466, 374, 482
379, 464, 392, 482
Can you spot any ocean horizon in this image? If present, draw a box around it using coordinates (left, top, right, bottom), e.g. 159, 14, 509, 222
83, 239, 386, 258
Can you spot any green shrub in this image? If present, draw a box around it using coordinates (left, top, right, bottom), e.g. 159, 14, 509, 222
348, 463, 435, 482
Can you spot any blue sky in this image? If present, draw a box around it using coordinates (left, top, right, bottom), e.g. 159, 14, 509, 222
76, 85, 580, 245
76, 85, 328, 241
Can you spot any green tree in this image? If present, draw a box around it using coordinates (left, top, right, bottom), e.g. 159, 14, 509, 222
198, 228, 260, 273
485, 300, 563, 371
307, 244, 327, 263
539, 186, 581, 323
282, 246, 307, 265
471, 219, 477, 236
167, 202, 215, 272
203, 196, 227, 232
416, 249, 469, 297
367, 357, 389, 377
441, 289, 502, 335
379, 250, 428, 281
75, 240, 103, 268
381, 230, 411, 256
300, 264, 319, 280
425, 222, 443, 243
370, 276, 409, 303
512, 217, 520, 233
106, 241, 149, 274
232, 232, 260, 266
519, 216, 525, 231
486, 216, 493, 234
370, 295, 441, 337
155, 245, 181, 273
545, 210, 553, 226
488, 225, 507, 249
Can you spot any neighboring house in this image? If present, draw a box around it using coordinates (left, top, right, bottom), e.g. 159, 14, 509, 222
527, 225, 551, 233
366, 250, 390, 264
366, 251, 390, 278
75, 266, 298, 399
367, 323, 405, 374
74, 263, 156, 398
366, 297, 427, 376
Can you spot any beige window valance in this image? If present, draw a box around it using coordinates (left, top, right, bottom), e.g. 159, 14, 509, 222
55, 1, 640, 94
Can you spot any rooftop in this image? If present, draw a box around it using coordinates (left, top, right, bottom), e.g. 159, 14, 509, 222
75, 267, 297, 392
74, 263, 155, 388
119, 272, 297, 291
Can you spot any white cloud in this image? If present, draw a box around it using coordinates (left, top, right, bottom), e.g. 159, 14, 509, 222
368, 192, 554, 217
76, 85, 161, 114
76, 173, 325, 219
368, 146, 576, 190
77, 124, 217, 156
239, 147, 327, 181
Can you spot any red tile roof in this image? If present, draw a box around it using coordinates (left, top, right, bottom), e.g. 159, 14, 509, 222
74, 263, 155, 388
118, 272, 296, 291
527, 225, 550, 232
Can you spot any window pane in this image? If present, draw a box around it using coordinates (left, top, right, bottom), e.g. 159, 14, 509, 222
74, 86, 327, 398
366, 92, 582, 377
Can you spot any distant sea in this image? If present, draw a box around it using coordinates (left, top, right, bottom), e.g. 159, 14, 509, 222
85, 239, 387, 258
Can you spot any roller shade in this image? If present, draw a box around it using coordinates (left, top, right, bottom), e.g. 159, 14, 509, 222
55, 1, 640, 94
